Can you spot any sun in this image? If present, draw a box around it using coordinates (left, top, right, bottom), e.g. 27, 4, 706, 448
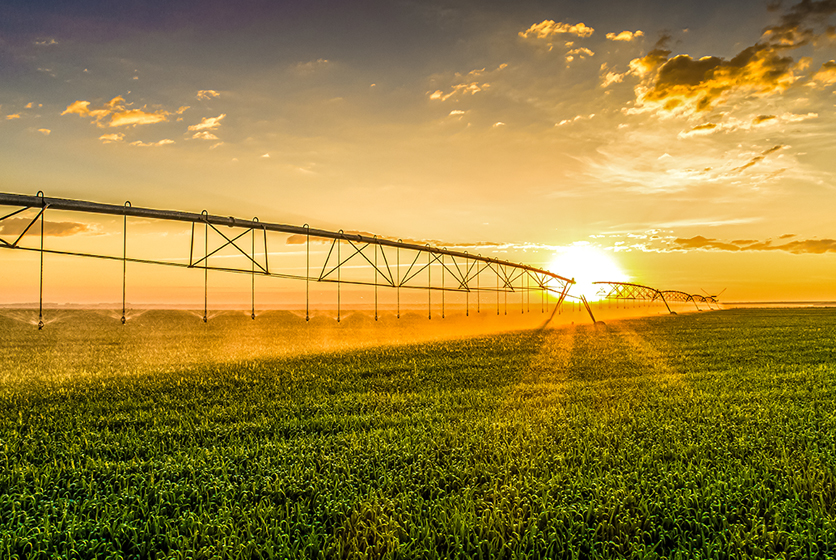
547, 243, 629, 302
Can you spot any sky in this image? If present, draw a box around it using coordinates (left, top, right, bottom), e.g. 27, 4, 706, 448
1, 0, 836, 304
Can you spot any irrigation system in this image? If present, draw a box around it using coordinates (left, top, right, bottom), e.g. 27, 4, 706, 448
0, 192, 721, 329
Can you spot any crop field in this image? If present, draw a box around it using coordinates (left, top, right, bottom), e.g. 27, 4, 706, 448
1, 308, 836, 559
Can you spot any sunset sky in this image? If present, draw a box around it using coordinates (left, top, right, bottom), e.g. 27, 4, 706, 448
2, 0, 836, 304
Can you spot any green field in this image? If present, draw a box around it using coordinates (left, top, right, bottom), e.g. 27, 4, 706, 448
2, 308, 835, 559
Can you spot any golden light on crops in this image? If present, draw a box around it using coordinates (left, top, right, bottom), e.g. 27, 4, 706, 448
548, 244, 629, 302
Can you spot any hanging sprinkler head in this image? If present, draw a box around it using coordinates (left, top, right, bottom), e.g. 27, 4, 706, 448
251, 313, 255, 320
38, 320, 44, 330
203, 315, 207, 323
121, 316, 126, 325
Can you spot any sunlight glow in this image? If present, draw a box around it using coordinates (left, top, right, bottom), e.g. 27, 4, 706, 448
547, 243, 629, 302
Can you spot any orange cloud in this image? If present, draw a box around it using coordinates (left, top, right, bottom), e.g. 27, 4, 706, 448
519, 20, 594, 40
628, 2, 836, 116
566, 47, 594, 62
606, 30, 644, 42
6, 114, 21, 120
675, 235, 836, 254
808, 60, 836, 86
197, 90, 220, 100
601, 69, 626, 87
37, 128, 50, 135
109, 109, 169, 127
429, 82, 487, 101
634, 46, 798, 114
674, 236, 742, 251
732, 145, 785, 173
0, 218, 92, 237
62, 96, 183, 128
677, 122, 719, 138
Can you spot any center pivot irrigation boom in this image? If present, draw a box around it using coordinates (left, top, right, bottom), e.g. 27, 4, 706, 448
593, 281, 674, 314
0, 192, 576, 329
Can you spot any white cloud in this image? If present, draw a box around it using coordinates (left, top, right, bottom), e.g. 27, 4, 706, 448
188, 114, 226, 132
129, 139, 175, 147
99, 133, 125, 143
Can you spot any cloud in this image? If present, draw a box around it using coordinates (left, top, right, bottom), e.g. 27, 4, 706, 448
37, 128, 50, 135
99, 133, 124, 143
731, 144, 786, 173
0, 217, 92, 237
600, 64, 627, 87
294, 58, 330, 74
808, 60, 836, 86
556, 113, 595, 126
657, 217, 762, 228
678, 122, 719, 137
676, 112, 816, 137
627, 1, 836, 116
197, 90, 220, 100
519, 20, 594, 40
34, 38, 58, 46
428, 64, 506, 102
566, 47, 594, 62
761, 0, 836, 48
62, 96, 186, 128
430, 82, 488, 101
129, 139, 175, 147
192, 131, 219, 140
632, 48, 798, 115
109, 109, 169, 127
606, 30, 644, 42
6, 114, 21, 120
188, 114, 226, 131
674, 235, 836, 254
674, 236, 744, 251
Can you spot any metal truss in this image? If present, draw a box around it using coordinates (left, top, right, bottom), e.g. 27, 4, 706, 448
660, 290, 718, 311
593, 281, 722, 314
593, 281, 674, 314
0, 192, 574, 328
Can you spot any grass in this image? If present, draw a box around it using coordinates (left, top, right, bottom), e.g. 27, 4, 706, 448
1, 308, 835, 559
